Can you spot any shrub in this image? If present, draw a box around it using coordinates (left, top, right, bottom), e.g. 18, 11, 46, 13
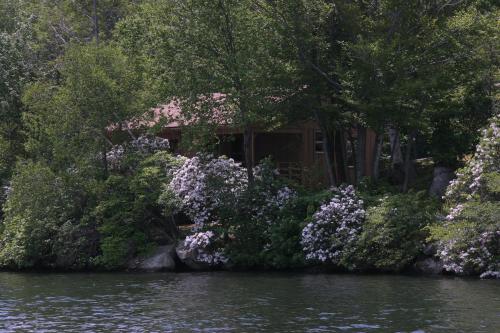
434, 201, 499, 277
169, 156, 299, 268
183, 231, 228, 266
301, 185, 365, 264
106, 135, 170, 171
95, 151, 182, 269
168, 154, 247, 230
0, 161, 96, 269
345, 192, 439, 272
432, 115, 500, 277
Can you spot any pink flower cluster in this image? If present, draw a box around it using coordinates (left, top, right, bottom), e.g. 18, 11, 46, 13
301, 185, 365, 263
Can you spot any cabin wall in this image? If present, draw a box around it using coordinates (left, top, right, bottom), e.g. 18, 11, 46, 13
156, 122, 377, 187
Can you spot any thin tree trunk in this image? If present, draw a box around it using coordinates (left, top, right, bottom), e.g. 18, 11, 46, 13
355, 124, 366, 184
402, 130, 417, 193
348, 132, 357, 184
93, 0, 99, 43
333, 130, 346, 184
243, 125, 254, 183
372, 131, 384, 181
314, 110, 336, 187
101, 141, 108, 179
388, 126, 403, 167
339, 130, 349, 184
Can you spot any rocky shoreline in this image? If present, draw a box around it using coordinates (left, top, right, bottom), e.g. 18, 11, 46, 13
126, 242, 448, 277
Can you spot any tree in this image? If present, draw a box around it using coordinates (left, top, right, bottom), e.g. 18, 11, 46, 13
346, 0, 498, 191
22, 43, 142, 178
0, 4, 33, 185
116, 0, 292, 182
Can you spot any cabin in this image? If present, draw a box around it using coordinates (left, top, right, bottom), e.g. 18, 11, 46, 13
118, 97, 378, 187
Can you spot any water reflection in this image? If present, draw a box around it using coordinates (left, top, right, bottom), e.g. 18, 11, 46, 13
0, 272, 498, 332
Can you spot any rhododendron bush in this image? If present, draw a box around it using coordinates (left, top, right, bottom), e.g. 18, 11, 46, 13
432, 115, 500, 278
167, 155, 298, 266
168, 154, 247, 230
106, 135, 170, 171
301, 185, 365, 264
183, 231, 228, 265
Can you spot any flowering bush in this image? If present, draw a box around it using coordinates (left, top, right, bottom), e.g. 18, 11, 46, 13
445, 114, 499, 204
169, 155, 297, 230
301, 185, 365, 264
169, 154, 248, 230
183, 231, 228, 266
106, 135, 170, 171
432, 115, 500, 278
439, 228, 499, 276
168, 155, 299, 267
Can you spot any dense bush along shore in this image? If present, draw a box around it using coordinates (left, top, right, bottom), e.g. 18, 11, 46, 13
1, 115, 498, 278
0, 1, 498, 278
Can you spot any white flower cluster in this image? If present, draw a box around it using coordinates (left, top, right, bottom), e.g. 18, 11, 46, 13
439, 230, 499, 277
130, 135, 170, 154
445, 115, 500, 206
183, 231, 228, 265
169, 155, 248, 230
438, 115, 500, 278
301, 185, 365, 263
106, 135, 170, 170
106, 145, 125, 170
1, 184, 12, 201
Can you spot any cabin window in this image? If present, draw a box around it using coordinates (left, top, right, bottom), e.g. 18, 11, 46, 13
314, 131, 324, 153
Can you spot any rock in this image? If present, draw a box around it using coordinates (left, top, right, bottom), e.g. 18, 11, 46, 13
429, 166, 454, 198
175, 243, 211, 271
423, 243, 438, 256
413, 257, 443, 275
129, 245, 176, 272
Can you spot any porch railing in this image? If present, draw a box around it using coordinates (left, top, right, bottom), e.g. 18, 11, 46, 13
277, 162, 303, 183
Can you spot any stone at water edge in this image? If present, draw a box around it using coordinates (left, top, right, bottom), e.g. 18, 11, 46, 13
413, 257, 444, 275
128, 245, 176, 272
175, 243, 212, 270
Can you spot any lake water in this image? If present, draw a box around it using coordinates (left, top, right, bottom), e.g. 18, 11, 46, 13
0, 272, 498, 332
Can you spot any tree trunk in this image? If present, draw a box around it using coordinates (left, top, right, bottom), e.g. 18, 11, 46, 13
402, 130, 417, 193
314, 110, 336, 188
355, 124, 366, 184
101, 141, 108, 179
388, 126, 403, 167
372, 131, 384, 181
339, 130, 349, 184
93, 0, 99, 43
333, 130, 347, 184
243, 125, 254, 183
388, 126, 404, 184
348, 132, 357, 184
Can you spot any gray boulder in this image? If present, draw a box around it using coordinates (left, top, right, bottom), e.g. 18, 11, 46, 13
128, 245, 176, 272
413, 257, 443, 275
429, 166, 454, 198
175, 243, 211, 270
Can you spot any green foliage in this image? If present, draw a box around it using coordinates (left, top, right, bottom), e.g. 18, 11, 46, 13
0, 11, 32, 183
344, 192, 440, 272
94, 151, 181, 269
0, 161, 97, 269
22, 43, 142, 176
